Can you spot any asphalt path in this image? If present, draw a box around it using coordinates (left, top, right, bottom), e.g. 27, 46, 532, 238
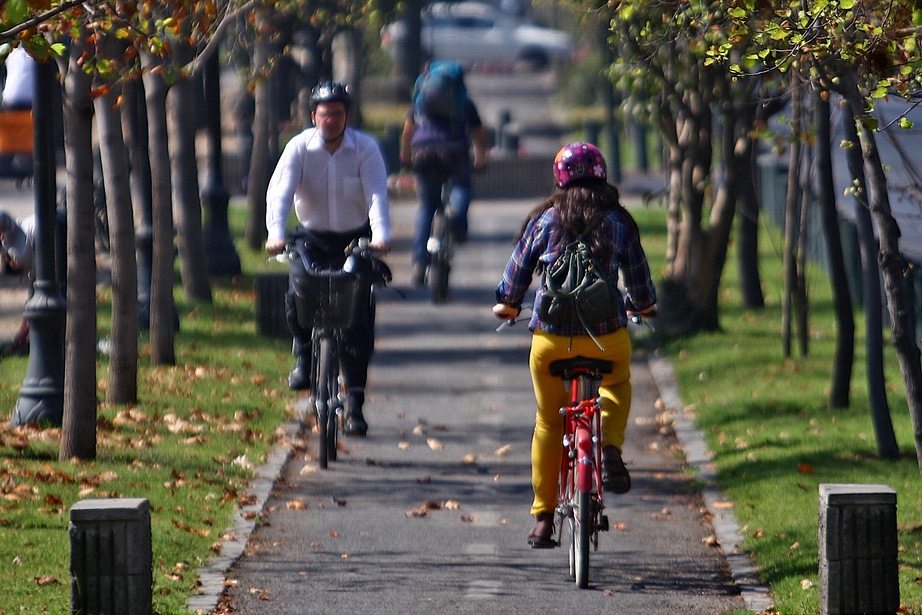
218, 197, 749, 614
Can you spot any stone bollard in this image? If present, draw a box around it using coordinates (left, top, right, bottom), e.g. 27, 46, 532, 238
69, 498, 152, 615
818, 484, 899, 615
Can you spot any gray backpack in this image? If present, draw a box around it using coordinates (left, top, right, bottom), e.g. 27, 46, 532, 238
537, 214, 619, 348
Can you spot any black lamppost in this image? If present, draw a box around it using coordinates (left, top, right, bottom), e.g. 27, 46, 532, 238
201, 50, 241, 277
12, 58, 65, 427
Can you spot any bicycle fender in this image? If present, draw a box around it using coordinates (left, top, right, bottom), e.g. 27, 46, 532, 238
575, 426, 594, 493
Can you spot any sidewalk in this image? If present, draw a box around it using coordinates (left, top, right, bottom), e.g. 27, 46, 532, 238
195, 196, 773, 615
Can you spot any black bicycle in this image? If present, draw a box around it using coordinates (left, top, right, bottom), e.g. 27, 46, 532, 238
426, 181, 454, 304
284, 238, 388, 468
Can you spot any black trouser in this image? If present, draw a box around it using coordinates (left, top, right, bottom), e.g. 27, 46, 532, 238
284, 224, 375, 390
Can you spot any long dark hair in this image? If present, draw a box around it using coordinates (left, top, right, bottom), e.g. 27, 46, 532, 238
515, 179, 640, 262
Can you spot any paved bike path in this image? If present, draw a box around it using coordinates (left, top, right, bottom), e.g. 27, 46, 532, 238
212, 197, 766, 615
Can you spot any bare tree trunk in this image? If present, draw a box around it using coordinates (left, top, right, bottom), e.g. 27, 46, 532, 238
815, 91, 854, 409
168, 41, 212, 303
95, 60, 139, 404
245, 22, 277, 250
842, 96, 899, 459
796, 157, 810, 357
737, 146, 764, 309
60, 35, 97, 461
846, 74, 922, 469
782, 72, 804, 358
142, 52, 176, 365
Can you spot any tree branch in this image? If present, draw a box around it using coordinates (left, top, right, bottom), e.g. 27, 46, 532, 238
0, 0, 83, 43
186, 0, 263, 77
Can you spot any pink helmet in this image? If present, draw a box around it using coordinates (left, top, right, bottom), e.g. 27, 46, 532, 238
553, 142, 607, 189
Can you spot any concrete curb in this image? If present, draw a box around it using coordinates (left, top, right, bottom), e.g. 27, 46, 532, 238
187, 415, 303, 614
648, 356, 774, 614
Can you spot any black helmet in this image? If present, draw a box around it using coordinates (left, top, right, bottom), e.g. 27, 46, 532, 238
310, 82, 351, 112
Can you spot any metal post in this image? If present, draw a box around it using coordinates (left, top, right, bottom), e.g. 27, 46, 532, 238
12, 58, 65, 427
201, 50, 241, 277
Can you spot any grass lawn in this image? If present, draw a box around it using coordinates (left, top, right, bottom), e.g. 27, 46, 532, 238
630, 204, 922, 615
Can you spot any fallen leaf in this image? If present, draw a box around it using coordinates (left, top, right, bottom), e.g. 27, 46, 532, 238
494, 444, 512, 457
329, 531, 339, 538
797, 463, 813, 474
801, 579, 814, 590
427, 438, 444, 450
702, 535, 720, 547
34, 575, 58, 585
712, 501, 734, 510
398, 442, 411, 450
286, 501, 308, 510
444, 500, 461, 510
460, 515, 478, 522
300, 465, 318, 475
412, 425, 426, 435
460, 454, 478, 465
333, 498, 347, 507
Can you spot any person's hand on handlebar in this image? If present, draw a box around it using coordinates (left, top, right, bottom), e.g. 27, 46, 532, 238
626, 304, 658, 319
368, 240, 391, 255
493, 303, 519, 320
265, 238, 286, 255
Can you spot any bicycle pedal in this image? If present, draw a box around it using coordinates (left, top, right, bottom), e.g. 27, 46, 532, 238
598, 515, 609, 532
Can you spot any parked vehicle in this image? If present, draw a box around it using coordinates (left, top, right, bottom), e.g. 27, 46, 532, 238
381, 1, 572, 69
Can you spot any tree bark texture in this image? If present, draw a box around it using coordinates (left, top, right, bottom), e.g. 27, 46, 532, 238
245, 33, 275, 250
168, 41, 212, 304
95, 64, 139, 405
60, 36, 98, 462
844, 75, 921, 468
815, 92, 854, 409
142, 53, 176, 365
842, 98, 899, 459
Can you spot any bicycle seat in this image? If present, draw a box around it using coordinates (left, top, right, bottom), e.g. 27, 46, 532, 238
549, 356, 613, 378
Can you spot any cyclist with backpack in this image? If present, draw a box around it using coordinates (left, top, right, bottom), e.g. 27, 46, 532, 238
491, 142, 656, 547
265, 82, 391, 437
400, 61, 487, 286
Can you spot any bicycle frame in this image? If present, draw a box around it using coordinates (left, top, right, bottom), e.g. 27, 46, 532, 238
550, 356, 612, 589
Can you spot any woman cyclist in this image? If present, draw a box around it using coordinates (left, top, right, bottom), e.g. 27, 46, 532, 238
492, 142, 657, 548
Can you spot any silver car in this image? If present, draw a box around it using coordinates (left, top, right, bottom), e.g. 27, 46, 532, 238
381, 1, 573, 69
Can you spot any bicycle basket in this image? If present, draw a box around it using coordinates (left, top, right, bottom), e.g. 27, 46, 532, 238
295, 271, 369, 330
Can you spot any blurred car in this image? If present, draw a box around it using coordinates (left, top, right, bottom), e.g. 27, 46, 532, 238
381, 1, 573, 69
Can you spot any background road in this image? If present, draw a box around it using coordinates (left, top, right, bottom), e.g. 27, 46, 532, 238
219, 196, 747, 614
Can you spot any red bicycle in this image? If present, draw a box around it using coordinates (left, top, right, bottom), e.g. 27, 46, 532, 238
550, 356, 612, 589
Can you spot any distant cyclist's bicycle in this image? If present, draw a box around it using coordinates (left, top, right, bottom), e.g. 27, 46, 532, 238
426, 181, 454, 304
281, 237, 388, 468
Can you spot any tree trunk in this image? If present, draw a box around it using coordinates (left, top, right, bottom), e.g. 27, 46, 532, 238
168, 42, 212, 303
121, 80, 154, 331
142, 52, 176, 365
782, 73, 804, 358
60, 35, 97, 462
95, 66, 139, 405
842, 99, 898, 458
844, 76, 921, 470
245, 34, 274, 250
737, 144, 764, 309
815, 91, 854, 409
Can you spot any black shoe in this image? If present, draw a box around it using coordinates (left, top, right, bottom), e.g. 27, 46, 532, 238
411, 262, 426, 287
344, 391, 367, 437
602, 445, 631, 494
526, 512, 556, 548
287, 356, 310, 391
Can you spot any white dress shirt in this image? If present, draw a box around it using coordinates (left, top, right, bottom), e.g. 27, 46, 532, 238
266, 126, 390, 246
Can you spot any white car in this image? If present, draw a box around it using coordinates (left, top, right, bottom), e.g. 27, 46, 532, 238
381, 1, 573, 68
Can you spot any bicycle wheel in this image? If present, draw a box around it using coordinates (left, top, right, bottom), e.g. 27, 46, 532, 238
325, 361, 340, 462
316, 337, 335, 469
574, 489, 591, 588
566, 510, 576, 579
429, 210, 451, 304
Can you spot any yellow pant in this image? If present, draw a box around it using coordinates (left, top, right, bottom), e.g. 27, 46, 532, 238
528, 328, 632, 517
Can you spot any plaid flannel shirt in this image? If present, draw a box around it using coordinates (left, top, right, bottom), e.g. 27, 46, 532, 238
495, 207, 656, 337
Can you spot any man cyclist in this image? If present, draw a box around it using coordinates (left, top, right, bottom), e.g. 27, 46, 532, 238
399, 61, 487, 287
265, 82, 391, 437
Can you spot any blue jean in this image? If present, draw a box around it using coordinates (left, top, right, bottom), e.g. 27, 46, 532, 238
411, 166, 472, 266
